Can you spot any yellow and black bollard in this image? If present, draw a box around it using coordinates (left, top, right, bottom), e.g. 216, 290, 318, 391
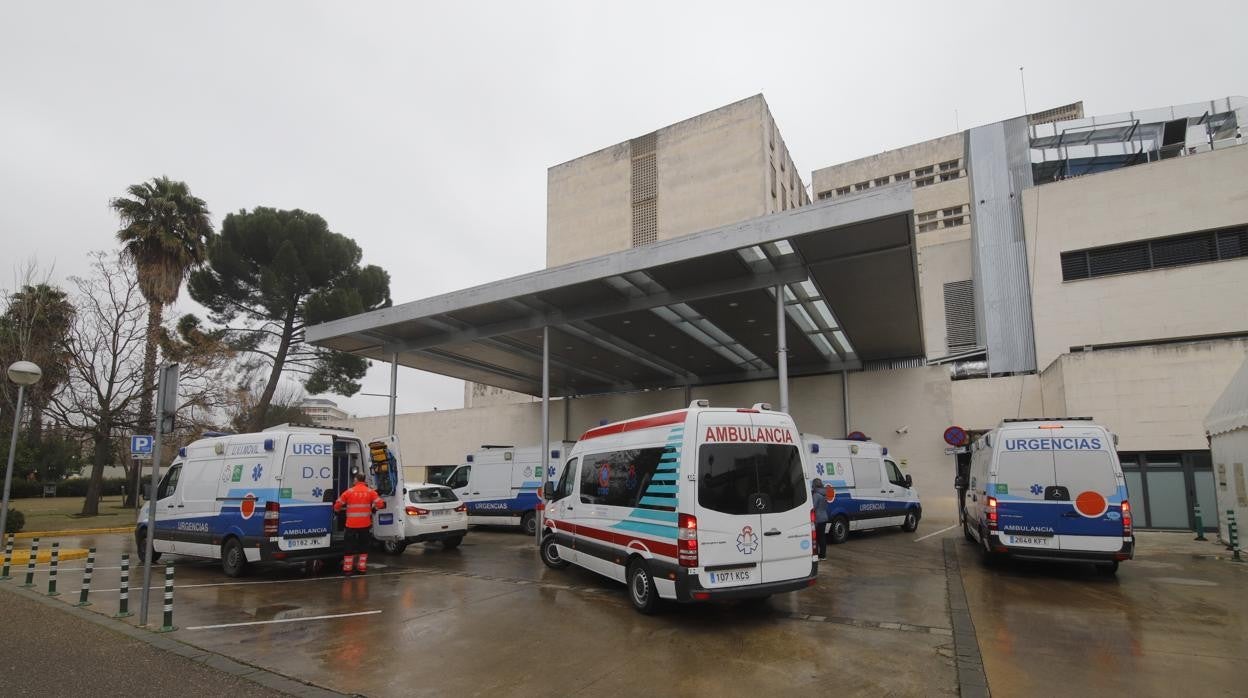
158, 562, 176, 632
1228, 509, 1241, 562
114, 553, 133, 618
21, 537, 39, 588
46, 542, 60, 596
76, 547, 96, 606
1, 533, 12, 580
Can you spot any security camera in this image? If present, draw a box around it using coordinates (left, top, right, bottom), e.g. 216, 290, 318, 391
895, 425, 909, 434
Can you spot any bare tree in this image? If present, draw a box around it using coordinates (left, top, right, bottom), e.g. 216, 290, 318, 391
49, 252, 146, 515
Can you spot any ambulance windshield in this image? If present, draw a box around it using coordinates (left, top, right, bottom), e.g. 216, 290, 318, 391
697, 444, 804, 515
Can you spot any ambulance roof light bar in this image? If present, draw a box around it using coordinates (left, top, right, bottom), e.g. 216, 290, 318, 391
1002, 416, 1093, 423
692, 399, 710, 408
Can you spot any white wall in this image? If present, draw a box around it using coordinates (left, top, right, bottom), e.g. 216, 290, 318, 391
1210, 428, 1248, 543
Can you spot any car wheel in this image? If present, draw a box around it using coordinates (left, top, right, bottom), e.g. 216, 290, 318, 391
442, 536, 463, 550
627, 559, 660, 615
829, 516, 850, 545
979, 527, 998, 566
135, 528, 161, 563
383, 539, 408, 555
901, 510, 919, 532
221, 538, 247, 578
1097, 560, 1119, 576
521, 511, 537, 537
540, 535, 569, 569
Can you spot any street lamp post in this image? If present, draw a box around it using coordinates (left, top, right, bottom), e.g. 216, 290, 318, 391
3, 361, 42, 538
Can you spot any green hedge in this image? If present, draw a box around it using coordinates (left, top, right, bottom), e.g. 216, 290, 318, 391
2, 477, 152, 499
4, 509, 24, 534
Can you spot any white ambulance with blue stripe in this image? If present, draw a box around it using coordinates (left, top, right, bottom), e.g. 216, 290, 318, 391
962, 417, 1134, 574
803, 436, 922, 544
134, 426, 408, 576
443, 443, 573, 536
540, 401, 817, 613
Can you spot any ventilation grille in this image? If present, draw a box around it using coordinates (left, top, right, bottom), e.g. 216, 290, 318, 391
631, 132, 658, 248
1060, 225, 1248, 281
943, 279, 977, 351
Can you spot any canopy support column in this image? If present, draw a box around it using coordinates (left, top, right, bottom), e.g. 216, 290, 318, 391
388, 353, 398, 435
842, 369, 850, 437
776, 284, 789, 413
538, 326, 550, 544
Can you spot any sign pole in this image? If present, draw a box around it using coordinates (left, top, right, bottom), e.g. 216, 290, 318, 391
139, 363, 177, 626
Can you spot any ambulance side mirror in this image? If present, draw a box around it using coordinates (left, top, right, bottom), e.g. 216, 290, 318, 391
954, 476, 967, 488
142, 484, 152, 500
543, 482, 556, 500
904, 474, 913, 488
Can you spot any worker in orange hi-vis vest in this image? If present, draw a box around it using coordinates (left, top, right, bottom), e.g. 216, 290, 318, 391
333, 473, 386, 576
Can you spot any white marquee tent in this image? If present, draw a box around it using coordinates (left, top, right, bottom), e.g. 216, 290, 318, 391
1204, 352, 1248, 544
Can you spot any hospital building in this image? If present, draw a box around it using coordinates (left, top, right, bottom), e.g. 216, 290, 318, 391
310, 93, 1248, 529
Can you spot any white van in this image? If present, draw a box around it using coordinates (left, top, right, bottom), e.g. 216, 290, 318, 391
962, 417, 1134, 574
540, 401, 817, 613
135, 426, 411, 576
802, 436, 921, 544
444, 443, 573, 535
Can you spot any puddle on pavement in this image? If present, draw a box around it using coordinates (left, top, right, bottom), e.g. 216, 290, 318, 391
247, 603, 302, 620
1151, 577, 1218, 587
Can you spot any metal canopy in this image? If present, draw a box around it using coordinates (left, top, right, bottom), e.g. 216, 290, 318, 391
307, 185, 922, 397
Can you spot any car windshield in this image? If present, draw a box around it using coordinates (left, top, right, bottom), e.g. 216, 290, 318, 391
697, 443, 805, 515
409, 487, 458, 504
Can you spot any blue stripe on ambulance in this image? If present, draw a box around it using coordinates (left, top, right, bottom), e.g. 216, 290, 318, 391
611, 425, 682, 542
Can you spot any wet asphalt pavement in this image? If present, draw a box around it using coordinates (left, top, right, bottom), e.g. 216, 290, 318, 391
5, 521, 1243, 696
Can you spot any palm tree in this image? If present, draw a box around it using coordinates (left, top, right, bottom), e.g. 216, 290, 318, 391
111, 177, 214, 503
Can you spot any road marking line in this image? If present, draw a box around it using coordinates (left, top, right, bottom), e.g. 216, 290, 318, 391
186, 610, 382, 630
914, 523, 959, 543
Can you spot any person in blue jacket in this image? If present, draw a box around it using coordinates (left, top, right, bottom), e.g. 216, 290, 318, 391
811, 478, 829, 560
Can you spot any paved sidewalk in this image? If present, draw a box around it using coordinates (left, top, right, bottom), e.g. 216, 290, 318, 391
0, 585, 337, 697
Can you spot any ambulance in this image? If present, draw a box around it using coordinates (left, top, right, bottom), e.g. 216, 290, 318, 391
962, 417, 1134, 574
134, 425, 411, 577
803, 436, 921, 544
443, 443, 574, 535
540, 401, 818, 613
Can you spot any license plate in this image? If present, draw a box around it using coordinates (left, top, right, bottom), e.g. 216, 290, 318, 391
278, 535, 329, 551
431, 509, 449, 516
708, 569, 753, 584
1007, 535, 1052, 547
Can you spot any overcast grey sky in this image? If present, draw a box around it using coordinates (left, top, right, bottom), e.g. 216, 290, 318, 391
2, 1, 1243, 418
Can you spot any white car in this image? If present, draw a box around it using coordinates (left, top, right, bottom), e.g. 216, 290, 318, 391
380, 483, 468, 554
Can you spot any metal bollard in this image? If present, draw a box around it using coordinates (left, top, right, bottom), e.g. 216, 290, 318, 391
158, 562, 176, 632
1229, 509, 1241, 562
1193, 505, 1207, 541
21, 537, 39, 588
76, 547, 96, 606
46, 542, 60, 596
1, 534, 12, 580
114, 553, 133, 618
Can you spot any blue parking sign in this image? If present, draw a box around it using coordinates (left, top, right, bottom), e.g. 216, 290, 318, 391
131, 434, 154, 458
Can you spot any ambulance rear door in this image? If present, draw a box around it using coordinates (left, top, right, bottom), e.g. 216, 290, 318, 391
367, 435, 407, 541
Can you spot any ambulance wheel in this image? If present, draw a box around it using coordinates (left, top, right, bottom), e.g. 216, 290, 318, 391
135, 528, 161, 563
442, 536, 463, 550
963, 517, 975, 542
829, 516, 850, 545
627, 559, 660, 615
382, 540, 407, 555
1097, 561, 1119, 576
901, 510, 919, 532
521, 512, 537, 537
979, 528, 998, 566
221, 537, 247, 578
540, 535, 569, 569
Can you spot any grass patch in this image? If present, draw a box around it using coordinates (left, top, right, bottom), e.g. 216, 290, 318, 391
8, 496, 136, 532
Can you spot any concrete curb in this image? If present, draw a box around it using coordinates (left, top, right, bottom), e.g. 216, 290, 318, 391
15, 526, 132, 539
0, 580, 348, 697
943, 538, 991, 697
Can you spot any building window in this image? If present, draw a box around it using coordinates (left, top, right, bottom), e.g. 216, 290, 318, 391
939, 159, 960, 171
943, 279, 977, 351
918, 221, 939, 233
1060, 224, 1248, 281
894, 171, 911, 182
874, 177, 890, 187
942, 206, 964, 217
914, 165, 934, 176
836, 186, 851, 196
914, 177, 935, 187
940, 171, 961, 182
943, 216, 966, 228
917, 211, 937, 223
854, 181, 870, 191
630, 132, 658, 248
817, 190, 833, 200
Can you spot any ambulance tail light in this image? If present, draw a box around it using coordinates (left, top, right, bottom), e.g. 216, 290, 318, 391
986, 496, 998, 531
454, 503, 467, 513
406, 506, 430, 516
263, 501, 280, 536
810, 507, 817, 550
678, 513, 698, 567
1121, 501, 1133, 536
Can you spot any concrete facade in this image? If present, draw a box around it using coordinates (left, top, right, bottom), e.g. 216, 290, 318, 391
1024, 144, 1248, 369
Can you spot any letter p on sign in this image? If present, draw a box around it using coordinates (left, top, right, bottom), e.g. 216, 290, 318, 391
131, 435, 154, 459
